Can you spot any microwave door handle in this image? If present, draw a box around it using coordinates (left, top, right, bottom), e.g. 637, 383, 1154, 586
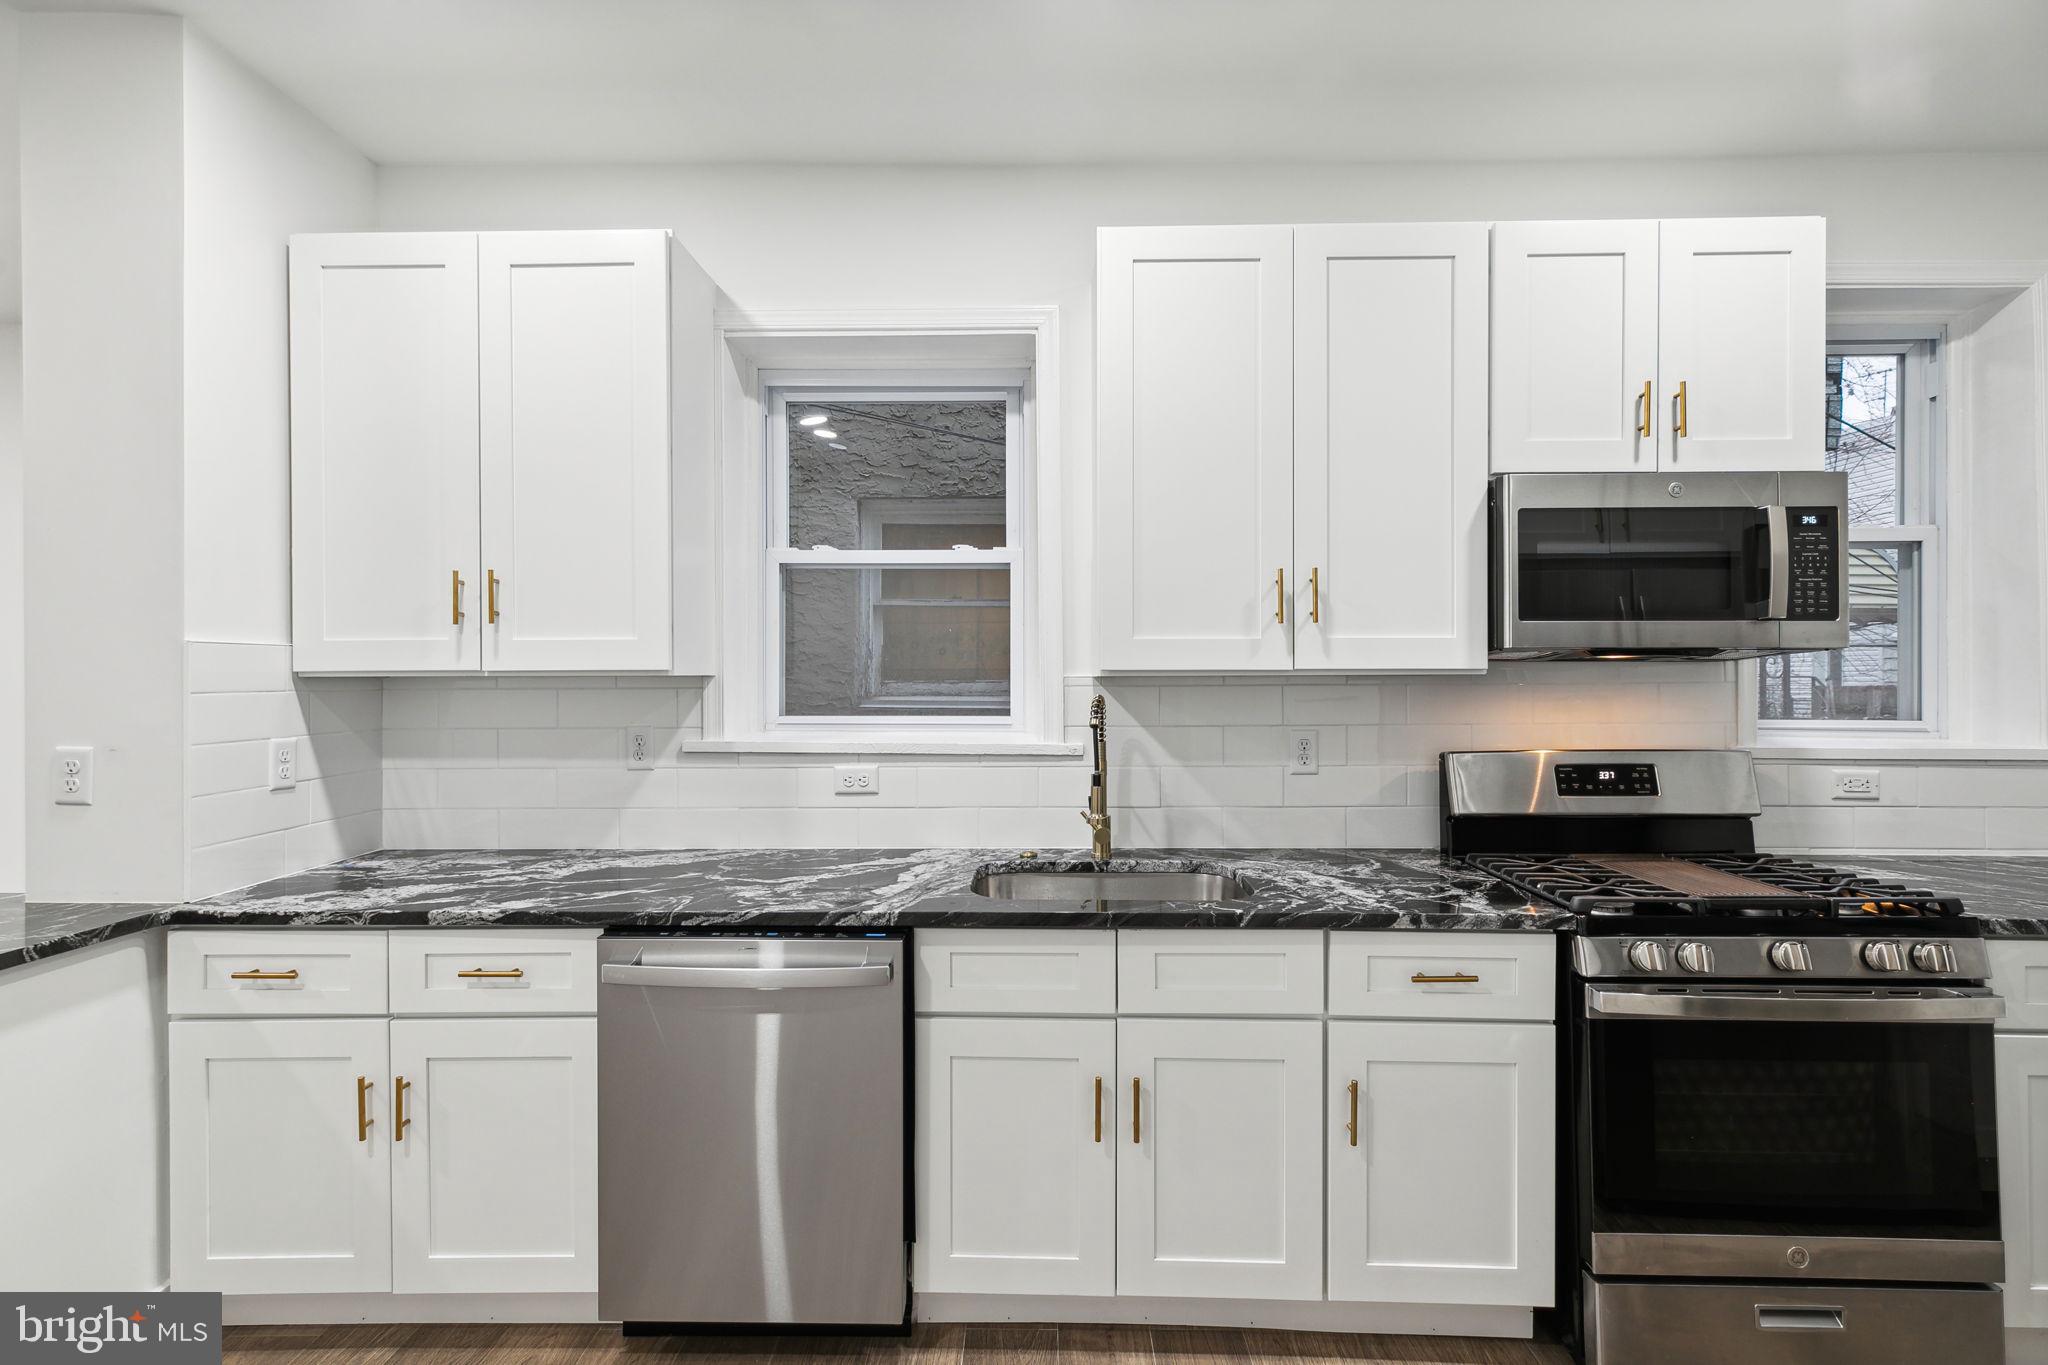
1764, 503, 1791, 619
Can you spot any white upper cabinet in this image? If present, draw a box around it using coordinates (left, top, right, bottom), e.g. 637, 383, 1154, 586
1490, 216, 1824, 474
291, 228, 680, 674
1294, 223, 1489, 671
1659, 216, 1826, 471
290, 233, 481, 673
479, 231, 672, 672
1489, 220, 1660, 474
1096, 226, 1294, 671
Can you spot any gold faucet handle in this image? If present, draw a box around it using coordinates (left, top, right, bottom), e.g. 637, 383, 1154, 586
1080, 811, 1110, 829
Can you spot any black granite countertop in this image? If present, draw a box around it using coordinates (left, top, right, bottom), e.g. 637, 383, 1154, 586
5, 848, 2046, 978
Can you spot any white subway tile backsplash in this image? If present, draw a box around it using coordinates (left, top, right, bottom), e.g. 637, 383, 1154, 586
1161, 685, 1281, 726
496, 728, 624, 765
557, 768, 680, 808
1851, 805, 1987, 851
1920, 765, 2048, 807
1282, 765, 1406, 807
1987, 808, 2048, 850
860, 806, 979, 847
1159, 765, 1284, 808
917, 765, 1041, 808
498, 808, 623, 849
439, 767, 558, 808
384, 808, 500, 849
1345, 805, 1439, 847
557, 688, 683, 728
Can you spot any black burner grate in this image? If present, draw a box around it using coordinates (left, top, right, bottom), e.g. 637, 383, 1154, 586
1466, 852, 1966, 919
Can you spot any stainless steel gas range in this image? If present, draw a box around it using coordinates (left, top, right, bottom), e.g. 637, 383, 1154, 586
1442, 748, 2004, 1365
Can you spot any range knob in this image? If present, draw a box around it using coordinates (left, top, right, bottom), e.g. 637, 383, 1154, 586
1675, 941, 1716, 975
1909, 941, 1959, 974
1626, 941, 1669, 973
1768, 940, 1814, 973
1862, 940, 1906, 973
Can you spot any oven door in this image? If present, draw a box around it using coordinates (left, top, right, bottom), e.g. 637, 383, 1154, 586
1493, 472, 1846, 657
1581, 984, 2002, 1283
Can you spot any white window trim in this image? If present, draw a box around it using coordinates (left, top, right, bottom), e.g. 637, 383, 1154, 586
1755, 332, 1943, 743
696, 309, 1075, 756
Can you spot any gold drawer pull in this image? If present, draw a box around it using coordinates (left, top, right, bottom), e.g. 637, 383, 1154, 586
229, 968, 299, 982
1093, 1076, 1103, 1144
1346, 1079, 1359, 1147
1309, 567, 1321, 624
1674, 379, 1689, 439
1274, 567, 1286, 625
451, 569, 465, 625
1411, 972, 1481, 985
487, 569, 501, 623
356, 1076, 374, 1143
394, 1075, 412, 1142
1636, 380, 1653, 438
457, 967, 525, 979
1132, 1077, 1142, 1145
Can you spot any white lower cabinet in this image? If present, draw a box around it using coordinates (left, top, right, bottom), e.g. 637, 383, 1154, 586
170, 1017, 394, 1295
1116, 1016, 1324, 1300
389, 1017, 598, 1294
1326, 1020, 1555, 1307
914, 1016, 1117, 1295
1997, 1031, 2048, 1326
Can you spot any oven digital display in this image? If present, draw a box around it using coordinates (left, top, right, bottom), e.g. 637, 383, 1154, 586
1555, 763, 1658, 796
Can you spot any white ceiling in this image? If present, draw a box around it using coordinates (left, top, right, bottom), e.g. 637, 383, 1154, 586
17, 0, 2048, 166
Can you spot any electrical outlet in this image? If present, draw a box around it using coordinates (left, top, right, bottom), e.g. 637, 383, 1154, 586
53, 745, 93, 805
1288, 730, 1319, 775
626, 726, 654, 770
269, 738, 298, 791
835, 764, 880, 795
1831, 768, 1881, 801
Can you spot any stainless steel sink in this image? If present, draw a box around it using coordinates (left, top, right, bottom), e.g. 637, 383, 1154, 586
971, 869, 1250, 905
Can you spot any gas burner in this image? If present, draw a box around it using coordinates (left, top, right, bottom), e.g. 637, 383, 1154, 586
1466, 851, 1966, 922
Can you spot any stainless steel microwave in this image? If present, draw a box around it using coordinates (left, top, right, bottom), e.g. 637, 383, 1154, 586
1490, 471, 1850, 660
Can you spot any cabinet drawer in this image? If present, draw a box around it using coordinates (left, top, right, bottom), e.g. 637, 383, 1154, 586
1116, 930, 1324, 1016
388, 931, 599, 1015
1328, 932, 1555, 1021
915, 930, 1115, 1015
1990, 941, 2048, 1032
168, 930, 388, 1016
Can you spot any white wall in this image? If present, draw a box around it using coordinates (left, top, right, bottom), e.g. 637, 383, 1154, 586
0, 325, 21, 893
180, 32, 382, 897
20, 13, 188, 902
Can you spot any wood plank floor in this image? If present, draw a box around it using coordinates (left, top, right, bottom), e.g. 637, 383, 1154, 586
222, 1323, 1573, 1365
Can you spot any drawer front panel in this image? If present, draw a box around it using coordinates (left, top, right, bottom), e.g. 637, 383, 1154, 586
168, 930, 389, 1016
388, 931, 600, 1015
915, 930, 1116, 1015
1328, 932, 1556, 1021
1117, 931, 1325, 1016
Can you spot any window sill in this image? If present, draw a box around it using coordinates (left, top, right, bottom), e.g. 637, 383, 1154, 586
686, 737, 1085, 758
1753, 736, 2048, 763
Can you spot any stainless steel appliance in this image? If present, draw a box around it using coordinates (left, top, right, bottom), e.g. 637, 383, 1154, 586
598, 931, 909, 1331
1442, 749, 2003, 1365
1490, 471, 1850, 660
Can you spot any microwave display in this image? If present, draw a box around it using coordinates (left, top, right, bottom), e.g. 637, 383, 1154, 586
1785, 505, 1840, 621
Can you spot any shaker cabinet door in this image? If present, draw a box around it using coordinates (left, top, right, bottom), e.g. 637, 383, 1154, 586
479, 230, 673, 671
1293, 222, 1489, 671
1490, 219, 1660, 474
1658, 216, 1826, 472
1116, 1017, 1323, 1300
1096, 225, 1295, 671
915, 1016, 1117, 1296
389, 1016, 598, 1294
1327, 1020, 1555, 1307
169, 1018, 393, 1294
290, 233, 481, 673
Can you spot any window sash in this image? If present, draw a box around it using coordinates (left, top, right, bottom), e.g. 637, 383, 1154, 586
1759, 337, 1940, 735
764, 383, 1026, 733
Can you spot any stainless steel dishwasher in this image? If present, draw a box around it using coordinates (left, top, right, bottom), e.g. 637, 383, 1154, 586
598, 931, 908, 1331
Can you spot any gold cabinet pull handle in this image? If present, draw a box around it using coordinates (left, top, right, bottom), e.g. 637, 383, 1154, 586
1274, 567, 1285, 625
1674, 379, 1689, 439
356, 1076, 374, 1143
486, 569, 501, 623
229, 968, 299, 981
1309, 567, 1321, 624
1636, 380, 1653, 439
1131, 1077, 1142, 1144
1093, 1076, 1103, 1144
394, 1075, 412, 1142
1346, 1079, 1359, 1148
456, 967, 525, 979
1411, 972, 1481, 985
451, 569, 465, 625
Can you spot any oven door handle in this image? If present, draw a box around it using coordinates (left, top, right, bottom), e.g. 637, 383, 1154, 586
1585, 985, 2003, 1023
1762, 503, 1791, 619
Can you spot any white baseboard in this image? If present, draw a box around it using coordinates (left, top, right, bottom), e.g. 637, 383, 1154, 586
914, 1293, 1534, 1337
223, 1293, 601, 1325
2009, 1328, 2048, 1365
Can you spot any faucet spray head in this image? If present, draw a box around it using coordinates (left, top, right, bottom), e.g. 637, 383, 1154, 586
1090, 694, 1106, 729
